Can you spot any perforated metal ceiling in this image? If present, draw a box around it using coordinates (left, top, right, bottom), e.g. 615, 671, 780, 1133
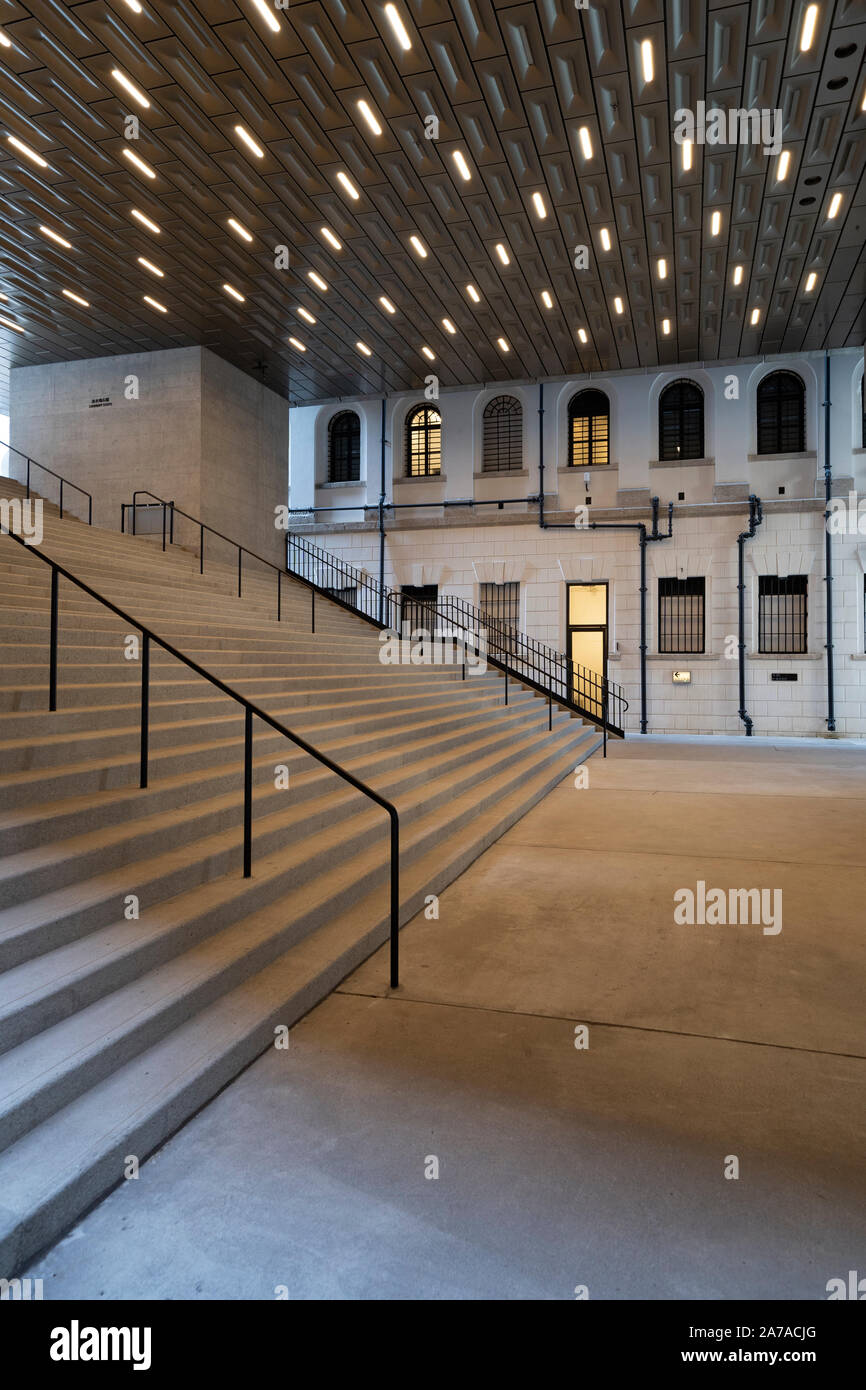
0, 0, 864, 412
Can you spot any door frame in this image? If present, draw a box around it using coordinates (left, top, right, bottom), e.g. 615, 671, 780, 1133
566, 581, 609, 708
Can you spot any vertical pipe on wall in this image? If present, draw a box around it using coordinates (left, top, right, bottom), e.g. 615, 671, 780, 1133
737, 495, 764, 736
378, 397, 386, 624
538, 381, 545, 527
823, 352, 836, 732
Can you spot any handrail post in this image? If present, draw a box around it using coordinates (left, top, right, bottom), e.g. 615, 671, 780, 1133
200, 523, 204, 574
505, 668, 508, 705
311, 585, 315, 634
548, 691, 552, 730
243, 707, 253, 877
59, 478, 64, 521
161, 503, 166, 552
121, 504, 126, 535
170, 501, 175, 545
140, 633, 150, 788
26, 457, 31, 501
237, 547, 242, 598
277, 569, 281, 622
389, 811, 400, 989
88, 494, 93, 526
132, 501, 137, 536
49, 565, 58, 711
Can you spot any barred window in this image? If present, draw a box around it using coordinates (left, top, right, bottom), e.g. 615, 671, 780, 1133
328, 411, 360, 482
401, 584, 438, 633
756, 371, 805, 454
659, 380, 704, 461
658, 577, 705, 654
405, 405, 441, 477
758, 575, 808, 654
479, 581, 519, 626
482, 396, 522, 473
569, 390, 609, 468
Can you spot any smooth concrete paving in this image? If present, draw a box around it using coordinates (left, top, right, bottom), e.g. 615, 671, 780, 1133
24, 739, 866, 1299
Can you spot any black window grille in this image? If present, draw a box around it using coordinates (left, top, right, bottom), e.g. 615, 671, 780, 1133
405, 405, 442, 476
401, 584, 438, 634
482, 396, 522, 473
328, 411, 361, 482
658, 577, 705, 653
479, 581, 519, 626
569, 389, 609, 468
758, 575, 808, 654
756, 371, 805, 454
659, 380, 704, 461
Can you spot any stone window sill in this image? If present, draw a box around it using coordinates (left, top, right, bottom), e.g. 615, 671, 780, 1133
647, 653, 721, 662
473, 469, 530, 479
394, 473, 446, 483
747, 652, 822, 660
557, 464, 618, 474
747, 451, 816, 462
317, 479, 364, 489
649, 457, 715, 469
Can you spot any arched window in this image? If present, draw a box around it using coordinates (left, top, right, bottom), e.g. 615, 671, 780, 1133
328, 411, 361, 482
405, 404, 441, 476
569, 390, 609, 468
482, 395, 522, 473
756, 371, 805, 454
859, 377, 865, 448
659, 380, 704, 461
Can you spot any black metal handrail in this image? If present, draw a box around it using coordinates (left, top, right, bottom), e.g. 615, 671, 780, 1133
287, 533, 627, 739
1, 527, 402, 988
3, 442, 93, 524
121, 490, 287, 622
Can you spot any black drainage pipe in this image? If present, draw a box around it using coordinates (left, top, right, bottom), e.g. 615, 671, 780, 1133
737, 494, 764, 736
823, 352, 836, 732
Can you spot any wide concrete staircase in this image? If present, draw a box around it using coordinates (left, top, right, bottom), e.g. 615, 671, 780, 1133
0, 477, 602, 1274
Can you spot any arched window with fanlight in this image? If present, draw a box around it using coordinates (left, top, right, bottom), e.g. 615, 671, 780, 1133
328, 411, 361, 482
756, 371, 805, 454
405, 404, 442, 476
568, 390, 609, 468
659, 380, 704, 461
482, 395, 522, 473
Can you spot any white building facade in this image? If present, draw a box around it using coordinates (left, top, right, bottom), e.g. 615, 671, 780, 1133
288, 346, 866, 738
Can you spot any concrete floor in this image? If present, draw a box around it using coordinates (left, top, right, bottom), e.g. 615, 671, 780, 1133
25, 738, 866, 1299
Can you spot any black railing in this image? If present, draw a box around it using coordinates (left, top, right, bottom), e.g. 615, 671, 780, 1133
121, 490, 287, 623
3, 442, 93, 524
1, 527, 402, 988
287, 533, 627, 738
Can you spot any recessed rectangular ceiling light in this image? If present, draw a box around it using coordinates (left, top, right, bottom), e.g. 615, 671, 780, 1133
62, 289, 89, 307
577, 328, 588, 344
111, 69, 150, 109
296, 307, 316, 324
599, 227, 611, 251
409, 235, 427, 258
452, 151, 472, 182
378, 296, 396, 314
541, 290, 553, 308
662, 318, 671, 335
122, 148, 156, 179
710, 210, 721, 236
384, 4, 412, 50
8, 135, 48, 168
613, 296, 624, 314
307, 271, 328, 291
130, 208, 160, 234
421, 346, 435, 361
776, 150, 791, 181
123, 0, 143, 11
228, 217, 253, 242
234, 125, 264, 159
223, 283, 245, 303
827, 191, 843, 219
862, 86, 866, 113
0, 29, 12, 47
320, 227, 342, 251
640, 39, 654, 83
578, 126, 593, 160
682, 139, 693, 171
800, 3, 819, 51
495, 243, 510, 265
0, 292, 8, 301
40, 225, 72, 248
657, 257, 667, 278
750, 307, 760, 325
288, 337, 306, 352
357, 100, 382, 136
143, 295, 167, 313
0, 315, 24, 332
733, 265, 744, 286
805, 271, 817, 292
496, 337, 509, 352
137, 256, 163, 277
356, 340, 372, 356
466, 283, 480, 303
251, 0, 281, 32
336, 172, 360, 200
441, 318, 456, 333
532, 192, 547, 219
